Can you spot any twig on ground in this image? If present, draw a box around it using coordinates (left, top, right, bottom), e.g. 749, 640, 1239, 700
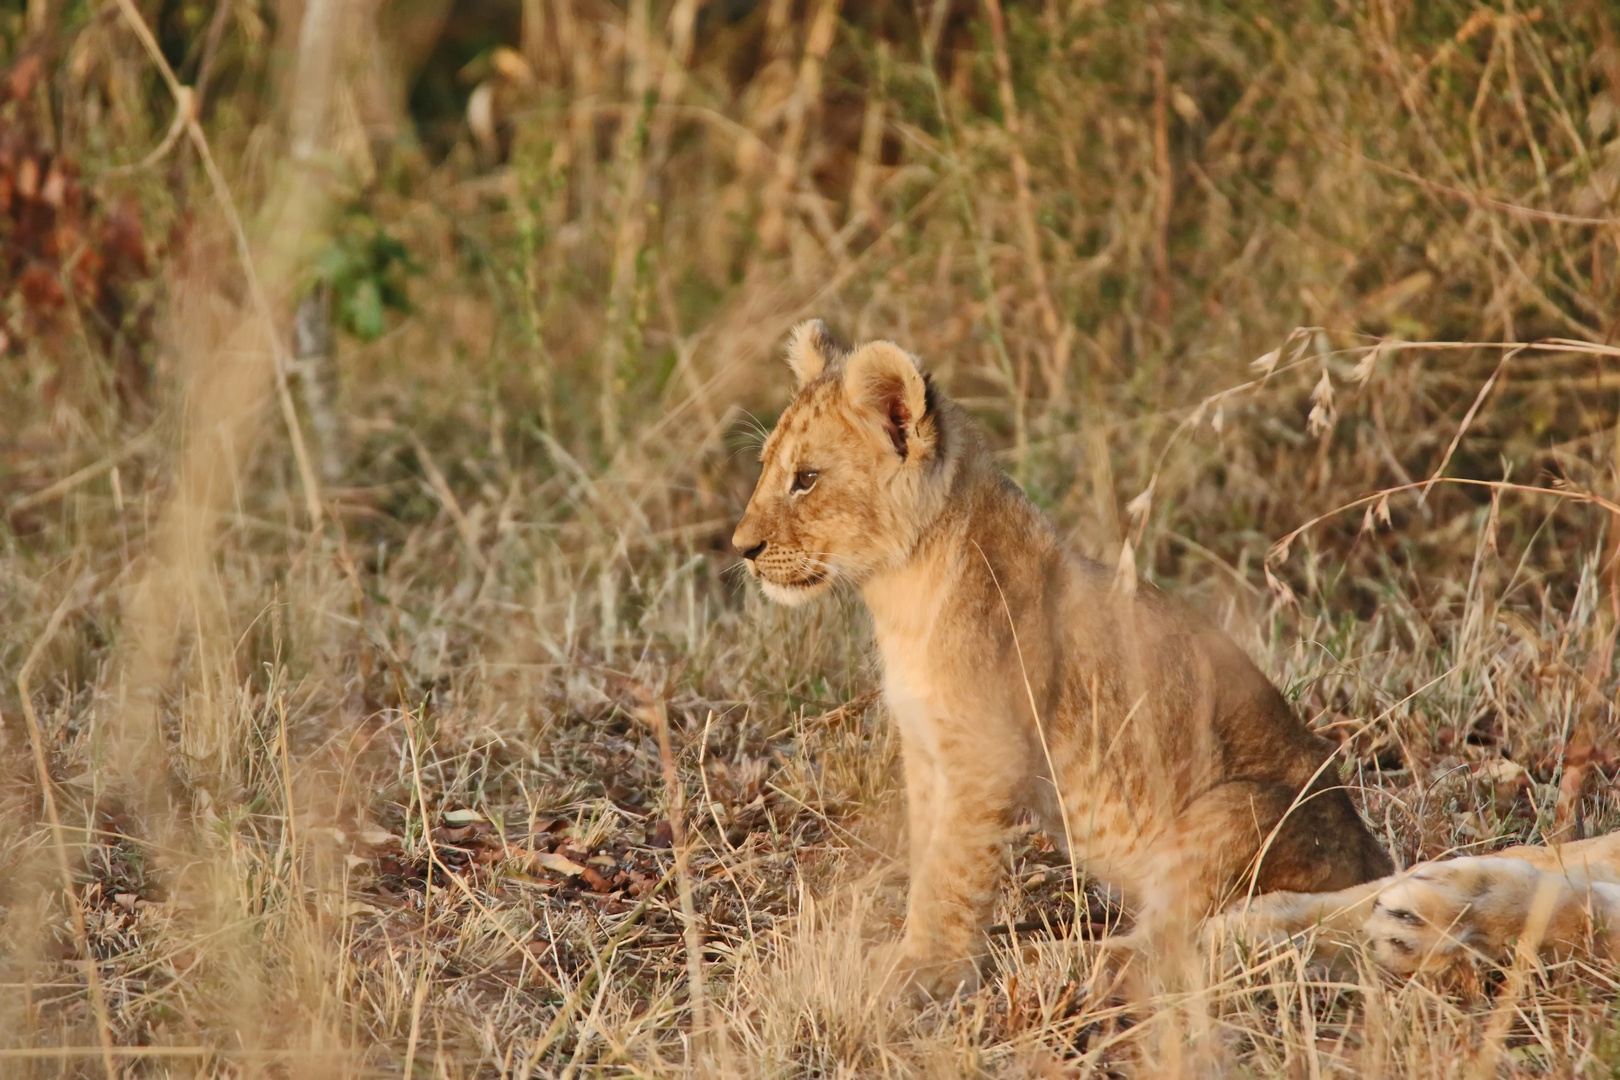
650, 696, 712, 1063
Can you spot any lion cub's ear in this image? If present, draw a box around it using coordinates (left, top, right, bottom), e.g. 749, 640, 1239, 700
843, 342, 932, 462
785, 319, 849, 387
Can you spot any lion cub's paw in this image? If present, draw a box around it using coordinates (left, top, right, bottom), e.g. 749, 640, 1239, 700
1364, 857, 1587, 973
878, 943, 982, 1005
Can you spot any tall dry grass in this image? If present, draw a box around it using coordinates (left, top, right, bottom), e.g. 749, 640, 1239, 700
2, 0, 1620, 1075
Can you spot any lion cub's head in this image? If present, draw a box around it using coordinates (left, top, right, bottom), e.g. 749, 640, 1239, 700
732, 321, 947, 605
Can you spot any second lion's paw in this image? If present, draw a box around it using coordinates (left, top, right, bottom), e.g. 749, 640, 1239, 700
1364, 858, 1556, 973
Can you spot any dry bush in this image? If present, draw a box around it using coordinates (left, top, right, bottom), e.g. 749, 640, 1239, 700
3, 0, 1620, 1075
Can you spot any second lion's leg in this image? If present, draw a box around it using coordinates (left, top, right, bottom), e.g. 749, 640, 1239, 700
1203, 880, 1388, 973
1491, 831, 1620, 883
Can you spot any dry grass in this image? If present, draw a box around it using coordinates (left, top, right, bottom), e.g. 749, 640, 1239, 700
4, 0, 1620, 1075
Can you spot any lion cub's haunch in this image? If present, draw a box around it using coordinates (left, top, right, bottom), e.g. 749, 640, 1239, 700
733, 322, 1393, 996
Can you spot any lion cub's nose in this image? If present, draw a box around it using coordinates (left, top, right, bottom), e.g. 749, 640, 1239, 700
739, 540, 767, 561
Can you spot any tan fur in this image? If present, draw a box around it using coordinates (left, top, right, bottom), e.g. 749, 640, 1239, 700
1212, 832, 1620, 973
734, 322, 1393, 997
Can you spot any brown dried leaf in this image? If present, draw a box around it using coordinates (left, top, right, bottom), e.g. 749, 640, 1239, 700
535, 851, 586, 876
8, 55, 43, 101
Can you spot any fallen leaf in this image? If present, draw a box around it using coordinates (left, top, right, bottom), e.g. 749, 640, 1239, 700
535, 851, 586, 876
443, 808, 485, 825
8, 54, 43, 100
1476, 760, 1526, 783
491, 46, 536, 85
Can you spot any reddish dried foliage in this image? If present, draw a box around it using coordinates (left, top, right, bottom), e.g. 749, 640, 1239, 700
1, 52, 156, 410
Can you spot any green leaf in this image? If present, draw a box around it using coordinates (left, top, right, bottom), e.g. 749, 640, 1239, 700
348, 280, 386, 341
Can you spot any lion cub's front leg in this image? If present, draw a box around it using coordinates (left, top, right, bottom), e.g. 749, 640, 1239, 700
893, 721, 1018, 999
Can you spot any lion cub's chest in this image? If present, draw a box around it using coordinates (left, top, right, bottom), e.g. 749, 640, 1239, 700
878, 643, 951, 749
865, 573, 955, 715
875, 613, 1174, 896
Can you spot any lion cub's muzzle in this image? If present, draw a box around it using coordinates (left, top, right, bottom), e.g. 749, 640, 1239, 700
744, 541, 829, 588
733, 533, 832, 602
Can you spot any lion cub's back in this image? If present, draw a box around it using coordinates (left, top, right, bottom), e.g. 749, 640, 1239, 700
1057, 555, 1334, 790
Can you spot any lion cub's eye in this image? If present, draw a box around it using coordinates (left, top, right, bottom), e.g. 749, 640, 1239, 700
791, 468, 819, 495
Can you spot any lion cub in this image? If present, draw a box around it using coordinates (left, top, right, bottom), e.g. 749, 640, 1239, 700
733, 321, 1392, 996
